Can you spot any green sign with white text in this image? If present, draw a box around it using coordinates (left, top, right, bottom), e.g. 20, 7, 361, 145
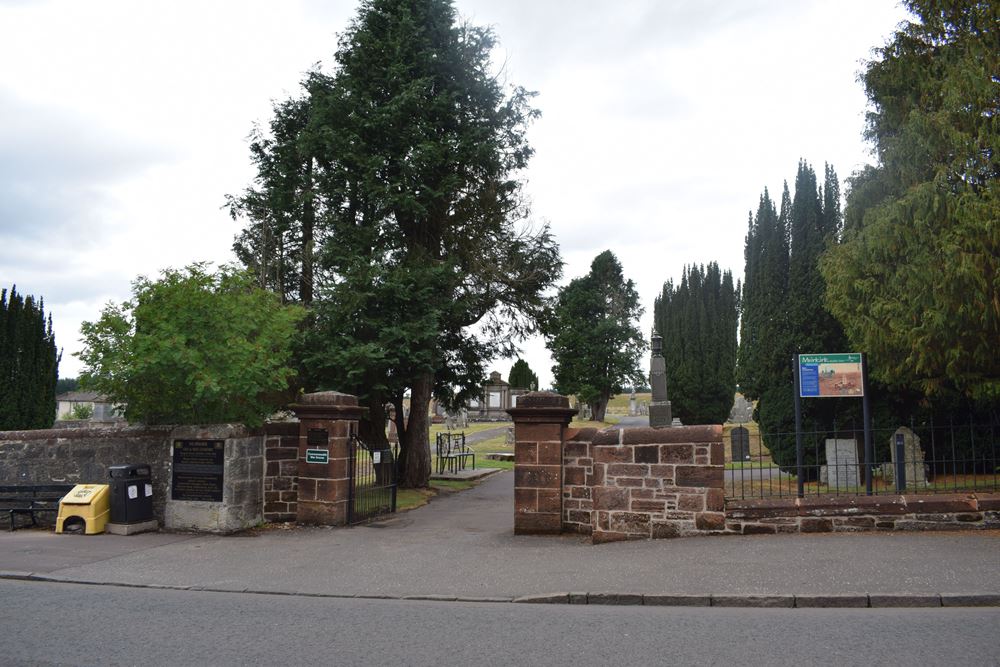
305, 449, 329, 464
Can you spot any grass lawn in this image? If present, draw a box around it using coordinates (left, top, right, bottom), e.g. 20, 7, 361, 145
396, 478, 478, 512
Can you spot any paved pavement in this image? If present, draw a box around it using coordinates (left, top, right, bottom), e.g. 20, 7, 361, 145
2, 470, 998, 604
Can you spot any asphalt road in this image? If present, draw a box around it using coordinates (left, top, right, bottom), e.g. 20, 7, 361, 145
2, 579, 997, 666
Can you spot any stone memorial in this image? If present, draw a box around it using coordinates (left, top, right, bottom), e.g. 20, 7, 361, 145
823, 438, 859, 490
628, 392, 637, 416
885, 426, 927, 487
649, 331, 672, 428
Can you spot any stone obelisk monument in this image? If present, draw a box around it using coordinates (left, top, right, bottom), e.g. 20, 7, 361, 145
649, 331, 672, 428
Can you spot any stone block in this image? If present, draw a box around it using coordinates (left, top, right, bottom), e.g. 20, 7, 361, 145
587, 592, 643, 605
607, 463, 648, 477
514, 442, 537, 464
614, 477, 645, 487
514, 488, 537, 513
649, 464, 675, 480
570, 486, 592, 499
695, 512, 726, 531
940, 593, 1000, 607
513, 593, 570, 604
537, 489, 562, 514
297, 500, 346, 526
712, 595, 794, 608
564, 466, 585, 486
514, 465, 560, 489
591, 425, 722, 446
567, 510, 593, 525
608, 511, 651, 535
592, 486, 629, 511
975, 494, 1000, 511
800, 517, 833, 533
678, 494, 705, 512
592, 446, 633, 463
643, 594, 711, 607
514, 512, 561, 535
536, 440, 563, 465
742, 522, 777, 535
675, 465, 723, 488
905, 494, 977, 513
659, 444, 694, 464
651, 520, 681, 539
513, 422, 564, 444
563, 441, 589, 457
868, 594, 941, 608
709, 441, 724, 465
631, 499, 666, 513
634, 445, 659, 463
706, 488, 725, 511
794, 595, 868, 608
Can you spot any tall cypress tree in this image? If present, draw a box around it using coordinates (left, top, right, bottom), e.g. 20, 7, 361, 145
739, 162, 850, 470
507, 358, 538, 390
655, 263, 738, 424
0, 286, 59, 430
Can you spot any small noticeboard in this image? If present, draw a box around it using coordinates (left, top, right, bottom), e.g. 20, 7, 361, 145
799, 353, 864, 398
306, 449, 329, 464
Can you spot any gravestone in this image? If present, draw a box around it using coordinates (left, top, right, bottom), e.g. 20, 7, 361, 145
824, 438, 859, 490
628, 392, 637, 416
731, 426, 750, 461
885, 426, 927, 487
648, 332, 672, 428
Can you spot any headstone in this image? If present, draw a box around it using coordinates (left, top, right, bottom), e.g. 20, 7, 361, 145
731, 426, 750, 461
824, 438, 859, 490
885, 426, 927, 487
649, 332, 672, 428
445, 412, 456, 430
628, 392, 637, 416
459, 408, 468, 429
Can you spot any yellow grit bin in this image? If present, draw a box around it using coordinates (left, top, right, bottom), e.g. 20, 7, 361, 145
56, 484, 111, 535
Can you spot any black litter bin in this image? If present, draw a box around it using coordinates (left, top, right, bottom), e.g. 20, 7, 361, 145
108, 464, 154, 524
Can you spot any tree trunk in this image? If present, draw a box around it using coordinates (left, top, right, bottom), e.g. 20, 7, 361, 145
299, 160, 314, 306
400, 374, 433, 488
592, 392, 611, 423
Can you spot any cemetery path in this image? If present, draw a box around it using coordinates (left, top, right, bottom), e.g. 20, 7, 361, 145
2, 471, 998, 602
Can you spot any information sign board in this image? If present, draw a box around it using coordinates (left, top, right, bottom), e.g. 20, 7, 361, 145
798, 353, 864, 397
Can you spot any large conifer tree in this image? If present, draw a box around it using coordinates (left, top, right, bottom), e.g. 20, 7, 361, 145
654, 263, 738, 425
0, 286, 59, 430
231, 0, 561, 487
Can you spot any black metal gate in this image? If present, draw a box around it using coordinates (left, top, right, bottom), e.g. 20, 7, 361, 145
347, 435, 397, 524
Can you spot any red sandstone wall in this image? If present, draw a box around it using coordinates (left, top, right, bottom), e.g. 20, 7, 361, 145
561, 425, 726, 543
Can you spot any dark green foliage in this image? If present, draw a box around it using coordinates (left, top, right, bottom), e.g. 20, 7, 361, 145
654, 263, 738, 425
0, 286, 59, 430
231, 0, 561, 487
508, 358, 538, 390
545, 251, 645, 422
77, 265, 305, 427
739, 162, 851, 470
55, 377, 79, 395
822, 0, 1000, 402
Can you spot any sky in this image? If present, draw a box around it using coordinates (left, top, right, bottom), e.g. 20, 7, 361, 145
0, 0, 910, 389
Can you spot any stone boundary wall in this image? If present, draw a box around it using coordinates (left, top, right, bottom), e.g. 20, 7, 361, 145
0, 424, 174, 526
726, 493, 1000, 534
562, 425, 726, 543
0, 421, 301, 529
260, 422, 299, 522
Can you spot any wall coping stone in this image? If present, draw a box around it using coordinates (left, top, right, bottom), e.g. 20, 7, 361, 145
0, 424, 171, 443
289, 391, 367, 421
591, 425, 722, 446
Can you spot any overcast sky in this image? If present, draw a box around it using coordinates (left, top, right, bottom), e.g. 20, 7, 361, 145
0, 0, 909, 389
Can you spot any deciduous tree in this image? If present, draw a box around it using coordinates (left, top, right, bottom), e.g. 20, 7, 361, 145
77, 265, 305, 427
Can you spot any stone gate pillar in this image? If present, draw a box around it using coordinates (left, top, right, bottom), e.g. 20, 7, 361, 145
507, 392, 577, 535
289, 391, 367, 526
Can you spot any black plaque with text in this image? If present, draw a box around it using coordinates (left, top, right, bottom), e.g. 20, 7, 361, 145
171, 440, 225, 502
307, 428, 329, 447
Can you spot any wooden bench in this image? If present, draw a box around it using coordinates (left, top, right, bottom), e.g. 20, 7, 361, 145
435, 432, 475, 474
0, 484, 75, 531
